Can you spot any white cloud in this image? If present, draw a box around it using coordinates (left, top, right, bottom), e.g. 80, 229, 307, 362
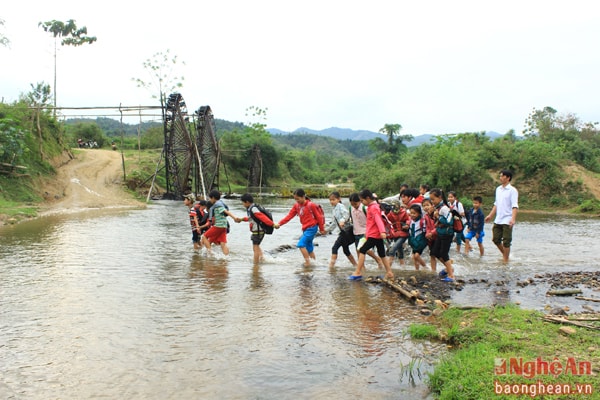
2, 0, 599, 134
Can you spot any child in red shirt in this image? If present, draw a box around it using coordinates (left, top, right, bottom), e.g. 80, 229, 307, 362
386, 199, 411, 266
274, 188, 325, 266
348, 189, 394, 280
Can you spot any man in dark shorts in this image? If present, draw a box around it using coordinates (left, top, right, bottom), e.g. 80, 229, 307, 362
485, 170, 519, 262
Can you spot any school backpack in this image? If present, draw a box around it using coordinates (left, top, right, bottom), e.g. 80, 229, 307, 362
450, 209, 464, 232
193, 202, 202, 217
380, 210, 395, 237
408, 217, 427, 249
193, 203, 209, 230
311, 201, 325, 222
249, 204, 274, 234
379, 202, 394, 214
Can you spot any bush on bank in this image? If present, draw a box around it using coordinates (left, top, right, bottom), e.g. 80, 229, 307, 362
409, 304, 599, 399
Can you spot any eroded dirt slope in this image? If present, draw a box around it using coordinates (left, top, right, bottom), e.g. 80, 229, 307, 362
40, 149, 143, 215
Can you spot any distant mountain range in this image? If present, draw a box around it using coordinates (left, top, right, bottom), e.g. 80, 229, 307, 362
267, 127, 503, 147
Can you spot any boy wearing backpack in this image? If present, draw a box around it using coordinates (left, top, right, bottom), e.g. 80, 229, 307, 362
201, 190, 239, 256
236, 193, 275, 264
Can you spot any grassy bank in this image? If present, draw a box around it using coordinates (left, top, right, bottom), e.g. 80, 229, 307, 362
409, 304, 598, 399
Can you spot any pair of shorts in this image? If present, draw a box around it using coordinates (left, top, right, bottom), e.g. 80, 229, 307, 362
454, 231, 465, 245
431, 233, 453, 262
251, 231, 265, 245
204, 226, 227, 244
464, 229, 485, 243
297, 225, 318, 253
359, 237, 386, 258
192, 230, 200, 243
332, 234, 352, 256
492, 224, 512, 248
411, 243, 428, 256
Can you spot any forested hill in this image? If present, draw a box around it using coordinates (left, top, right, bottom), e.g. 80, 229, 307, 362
65, 116, 503, 147
65, 117, 245, 137
268, 126, 503, 146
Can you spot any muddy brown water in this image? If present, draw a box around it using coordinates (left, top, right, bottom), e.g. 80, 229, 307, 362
1, 199, 598, 399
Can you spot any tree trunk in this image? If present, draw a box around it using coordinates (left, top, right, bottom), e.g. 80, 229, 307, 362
35, 105, 46, 161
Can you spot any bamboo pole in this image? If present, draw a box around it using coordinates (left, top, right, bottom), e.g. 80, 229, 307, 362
546, 289, 583, 296
575, 296, 600, 303
380, 279, 417, 302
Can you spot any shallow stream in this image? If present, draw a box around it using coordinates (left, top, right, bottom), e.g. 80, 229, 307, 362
1, 199, 598, 399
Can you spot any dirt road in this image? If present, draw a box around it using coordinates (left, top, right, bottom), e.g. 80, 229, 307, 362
40, 149, 144, 216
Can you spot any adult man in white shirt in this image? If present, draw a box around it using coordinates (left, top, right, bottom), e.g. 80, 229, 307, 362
485, 170, 519, 262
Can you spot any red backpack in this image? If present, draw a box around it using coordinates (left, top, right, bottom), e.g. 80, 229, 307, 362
450, 209, 464, 232
308, 201, 325, 223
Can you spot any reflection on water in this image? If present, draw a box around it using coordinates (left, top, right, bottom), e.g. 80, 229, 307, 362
1, 201, 597, 399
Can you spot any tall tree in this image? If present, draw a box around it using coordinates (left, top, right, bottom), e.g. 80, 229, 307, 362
522, 106, 557, 137
378, 123, 413, 154
23, 82, 52, 160
38, 19, 96, 115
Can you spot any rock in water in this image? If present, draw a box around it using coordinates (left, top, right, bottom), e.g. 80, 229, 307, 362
549, 307, 568, 316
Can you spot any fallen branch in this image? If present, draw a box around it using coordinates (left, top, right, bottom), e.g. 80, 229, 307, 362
382, 279, 417, 302
543, 315, 600, 331
568, 317, 600, 321
575, 296, 600, 303
546, 289, 583, 296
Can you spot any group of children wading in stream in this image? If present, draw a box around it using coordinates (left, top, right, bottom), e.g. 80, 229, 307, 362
184, 172, 519, 283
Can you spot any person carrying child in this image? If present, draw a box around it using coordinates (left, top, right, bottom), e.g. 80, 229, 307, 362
236, 193, 275, 264
464, 196, 485, 256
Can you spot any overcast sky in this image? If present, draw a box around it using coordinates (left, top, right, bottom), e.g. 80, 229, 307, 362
1, 1, 599, 135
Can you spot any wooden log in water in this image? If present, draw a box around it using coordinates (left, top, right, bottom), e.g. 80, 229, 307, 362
546, 289, 583, 296
543, 315, 600, 331
575, 296, 600, 303
381, 278, 417, 302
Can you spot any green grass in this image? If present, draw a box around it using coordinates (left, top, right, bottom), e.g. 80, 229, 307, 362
0, 197, 38, 224
409, 304, 599, 399
408, 323, 439, 340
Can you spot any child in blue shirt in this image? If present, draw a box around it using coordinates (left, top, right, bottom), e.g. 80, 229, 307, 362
464, 196, 485, 256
